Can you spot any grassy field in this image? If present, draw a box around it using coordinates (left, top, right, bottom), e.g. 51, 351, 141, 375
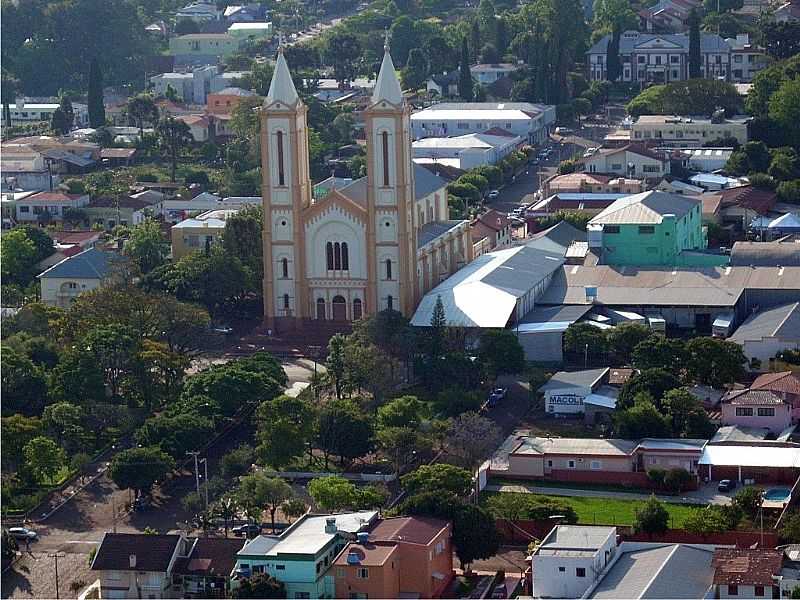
484, 491, 702, 529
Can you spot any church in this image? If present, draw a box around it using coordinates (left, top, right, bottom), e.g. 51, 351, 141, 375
260, 42, 474, 330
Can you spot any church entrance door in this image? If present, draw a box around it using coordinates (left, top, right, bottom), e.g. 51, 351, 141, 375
332, 295, 347, 321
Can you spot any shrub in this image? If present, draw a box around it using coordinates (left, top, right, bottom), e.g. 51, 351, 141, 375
664, 468, 693, 493
647, 468, 667, 488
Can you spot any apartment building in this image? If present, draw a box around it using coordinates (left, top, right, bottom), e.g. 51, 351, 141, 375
631, 115, 750, 146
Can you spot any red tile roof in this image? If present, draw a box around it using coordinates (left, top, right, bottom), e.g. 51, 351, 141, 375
722, 389, 785, 405
718, 186, 777, 215
752, 371, 800, 396
712, 549, 783, 586
476, 209, 510, 232
172, 537, 244, 576
370, 516, 449, 546
48, 231, 101, 245
482, 127, 517, 138
26, 192, 85, 202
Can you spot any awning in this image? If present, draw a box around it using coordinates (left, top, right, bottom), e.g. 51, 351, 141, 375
584, 393, 617, 409
698, 445, 800, 468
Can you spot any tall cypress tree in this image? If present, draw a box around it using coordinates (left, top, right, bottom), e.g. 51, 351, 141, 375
688, 8, 701, 79
459, 37, 474, 101
470, 19, 481, 62
87, 58, 106, 128
606, 26, 622, 82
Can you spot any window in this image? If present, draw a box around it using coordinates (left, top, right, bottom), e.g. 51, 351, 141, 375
590, 460, 602, 470
567, 460, 576, 469
643, 165, 661, 173
295, 593, 310, 599
670, 55, 679, 63
638, 55, 645, 63
281, 257, 289, 278
353, 298, 363, 320
754, 586, 764, 597
735, 407, 753, 416
276, 565, 285, 570
728, 585, 738, 596
283, 294, 290, 310
341, 242, 349, 270
385, 259, 392, 280
505, 122, 512, 129
655, 56, 662, 65
576, 568, 586, 577
326, 242, 334, 270
19, 206, 29, 213
734, 54, 743, 63
757, 408, 775, 417
547, 460, 553, 467
672, 70, 678, 79
387, 295, 394, 311
381, 131, 390, 186
337, 568, 345, 578
357, 567, 369, 579
316, 298, 326, 320
558, 567, 566, 572
457, 122, 469, 129
327, 242, 348, 271
639, 225, 655, 234
611, 163, 623, 170
276, 130, 285, 186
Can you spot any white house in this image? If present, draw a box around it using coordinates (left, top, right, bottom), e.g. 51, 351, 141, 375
14, 191, 90, 222
532, 525, 618, 599
582, 144, 669, 180
470, 63, 520, 85
8, 100, 89, 128
411, 102, 556, 144
631, 115, 750, 147
729, 302, 800, 368
227, 21, 273, 41
38, 247, 121, 308
175, 0, 219, 21
412, 131, 523, 170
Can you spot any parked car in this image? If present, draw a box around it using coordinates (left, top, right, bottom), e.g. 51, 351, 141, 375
8, 527, 37, 541
212, 324, 233, 335
232, 524, 262, 537
492, 584, 507, 599
488, 387, 507, 406
487, 190, 500, 200
718, 479, 737, 492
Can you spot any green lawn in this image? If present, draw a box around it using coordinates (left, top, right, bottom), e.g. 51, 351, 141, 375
484, 491, 702, 529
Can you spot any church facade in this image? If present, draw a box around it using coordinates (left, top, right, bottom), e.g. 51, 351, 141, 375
260, 44, 473, 330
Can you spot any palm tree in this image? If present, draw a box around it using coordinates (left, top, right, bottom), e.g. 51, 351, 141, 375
156, 116, 193, 182
214, 495, 238, 537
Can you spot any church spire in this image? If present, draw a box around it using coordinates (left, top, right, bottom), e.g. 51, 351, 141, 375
266, 41, 299, 105
371, 31, 403, 105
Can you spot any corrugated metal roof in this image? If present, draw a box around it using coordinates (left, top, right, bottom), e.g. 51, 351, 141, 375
539, 368, 609, 392
730, 302, 800, 343
589, 191, 699, 225
37, 247, 120, 280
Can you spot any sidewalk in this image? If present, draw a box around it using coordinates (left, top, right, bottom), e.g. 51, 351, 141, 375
485, 483, 729, 506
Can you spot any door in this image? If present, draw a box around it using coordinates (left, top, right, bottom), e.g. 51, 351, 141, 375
316, 298, 326, 320
695, 313, 711, 333
332, 295, 347, 321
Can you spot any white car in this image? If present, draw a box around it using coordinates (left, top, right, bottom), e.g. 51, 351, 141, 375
487, 190, 500, 200
8, 527, 37, 541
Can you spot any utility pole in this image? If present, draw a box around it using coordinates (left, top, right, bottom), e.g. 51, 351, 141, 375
186, 451, 201, 497
49, 552, 66, 600
201, 457, 209, 511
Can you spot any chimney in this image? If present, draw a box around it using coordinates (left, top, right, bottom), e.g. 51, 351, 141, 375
129, 554, 137, 569
325, 517, 337, 534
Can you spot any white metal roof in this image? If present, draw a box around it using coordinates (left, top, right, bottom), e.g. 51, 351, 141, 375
698, 445, 800, 468
228, 21, 272, 30
412, 109, 533, 121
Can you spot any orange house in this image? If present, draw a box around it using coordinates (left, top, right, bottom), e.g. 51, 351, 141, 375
332, 517, 454, 599
205, 87, 257, 115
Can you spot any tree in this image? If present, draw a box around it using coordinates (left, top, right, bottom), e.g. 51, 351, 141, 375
607, 323, 651, 364
48, 349, 106, 406
282, 498, 307, 523
446, 412, 501, 468
458, 37, 474, 101
470, 19, 481, 61
156, 116, 193, 182
615, 397, 671, 438
631, 337, 686, 376
759, 20, 800, 61
182, 362, 282, 417
664, 468, 694, 493
1, 229, 37, 286
327, 32, 361, 87
685, 337, 746, 387
376, 427, 420, 474
231, 573, 285, 599
778, 180, 800, 204
478, 329, 525, 378
662, 388, 704, 436
316, 399, 374, 468
42, 401, 85, 453
240, 474, 293, 533
485, 492, 578, 523
377, 395, 427, 430
563, 323, 607, 363
779, 511, 800, 544
87, 58, 105, 128
1, 414, 42, 471
23, 436, 65, 484
174, 17, 200, 35
326, 333, 347, 400
401, 48, 429, 91
308, 476, 358, 511
1, 348, 49, 417
572, 97, 592, 126
769, 76, 800, 149
135, 414, 214, 459
688, 8, 701, 79
2, 70, 19, 128
733, 486, 763, 520
126, 94, 159, 136
84, 324, 139, 398
125, 219, 168, 274
256, 395, 315, 469
726, 141, 772, 175
389, 16, 420, 67
606, 26, 622, 82
480, 43, 500, 64
109, 446, 174, 496
634, 495, 670, 536
684, 507, 729, 536
402, 464, 473, 497
593, 0, 638, 31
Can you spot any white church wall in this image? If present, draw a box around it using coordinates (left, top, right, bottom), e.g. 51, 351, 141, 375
304, 206, 366, 279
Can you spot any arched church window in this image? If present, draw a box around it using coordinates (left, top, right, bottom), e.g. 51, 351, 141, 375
385, 259, 392, 280
381, 131, 390, 187
353, 298, 363, 320
387, 295, 394, 311
334, 242, 341, 270
326, 242, 334, 270
281, 258, 289, 278
341, 243, 349, 270
276, 130, 286, 186
316, 298, 326, 320
283, 294, 290, 310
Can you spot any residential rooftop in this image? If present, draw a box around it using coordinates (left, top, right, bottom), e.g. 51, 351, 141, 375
537, 525, 616, 557
589, 190, 699, 225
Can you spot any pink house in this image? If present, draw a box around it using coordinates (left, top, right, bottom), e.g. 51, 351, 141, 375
751, 371, 800, 422
720, 389, 792, 433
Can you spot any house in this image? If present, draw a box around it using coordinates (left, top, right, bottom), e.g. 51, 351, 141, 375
175, 0, 219, 22
587, 30, 733, 84
538, 368, 619, 424
411, 102, 556, 144
100, 148, 138, 167
206, 87, 257, 115
310, 78, 376, 103
581, 144, 670, 180
586, 190, 721, 267
84, 196, 154, 230
171, 209, 237, 258
488, 433, 706, 488
168, 34, 241, 60
774, 0, 800, 21
542, 172, 644, 196
719, 389, 792, 433
698, 443, 800, 482
631, 115, 750, 147
14, 191, 90, 223
0, 144, 57, 192
7, 99, 89, 127
726, 34, 769, 83
665, 147, 734, 172
37, 247, 122, 308
470, 63, 520, 85
531, 525, 618, 599
729, 302, 800, 369
224, 4, 268, 22
712, 549, 783, 599
333, 517, 453, 599
655, 177, 705, 196
751, 371, 800, 422
85, 533, 190, 599
471, 209, 512, 251
412, 131, 524, 170
171, 537, 244, 598
751, 212, 800, 239
227, 21, 272, 41
701, 185, 776, 228
36, 230, 103, 269
425, 71, 460, 97
526, 193, 628, 219
150, 66, 251, 104
177, 115, 212, 143
637, 0, 702, 32
232, 512, 379, 598
690, 173, 745, 191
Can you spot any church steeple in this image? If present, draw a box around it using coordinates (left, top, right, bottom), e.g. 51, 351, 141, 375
371, 34, 403, 105
266, 45, 299, 106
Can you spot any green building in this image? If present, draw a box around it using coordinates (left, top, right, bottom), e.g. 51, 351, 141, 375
168, 33, 241, 59
587, 190, 727, 267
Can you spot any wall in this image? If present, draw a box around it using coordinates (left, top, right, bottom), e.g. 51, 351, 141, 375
99, 570, 168, 599
396, 525, 453, 598
549, 469, 648, 486
544, 386, 592, 415
707, 465, 799, 484
718, 583, 778, 599
40, 276, 102, 308
720, 402, 792, 433
742, 338, 800, 368
507, 454, 545, 477
171, 225, 224, 259
531, 531, 616, 599
334, 555, 400, 600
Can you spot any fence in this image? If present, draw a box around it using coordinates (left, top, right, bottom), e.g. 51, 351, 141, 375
260, 471, 397, 483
